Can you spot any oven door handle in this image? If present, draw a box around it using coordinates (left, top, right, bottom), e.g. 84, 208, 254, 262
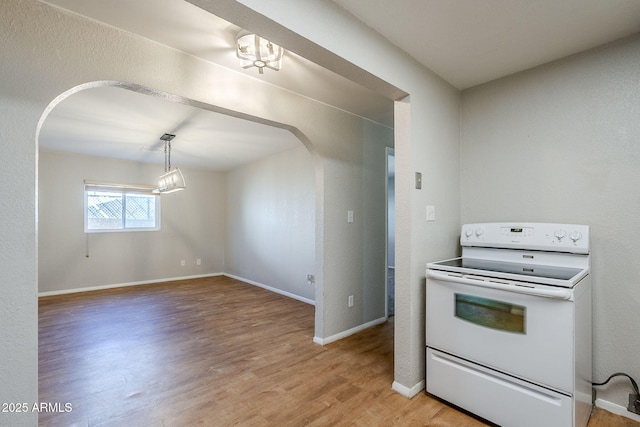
427, 270, 573, 300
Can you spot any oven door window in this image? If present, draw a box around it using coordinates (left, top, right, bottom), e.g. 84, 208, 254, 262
454, 294, 526, 334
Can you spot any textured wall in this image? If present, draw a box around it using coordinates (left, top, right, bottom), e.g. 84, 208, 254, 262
461, 34, 640, 412
225, 146, 316, 302
38, 151, 226, 293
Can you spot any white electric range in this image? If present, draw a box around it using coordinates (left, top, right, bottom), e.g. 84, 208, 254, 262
426, 222, 592, 427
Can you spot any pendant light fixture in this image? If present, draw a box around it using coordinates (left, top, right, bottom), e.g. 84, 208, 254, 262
153, 133, 185, 194
235, 31, 284, 74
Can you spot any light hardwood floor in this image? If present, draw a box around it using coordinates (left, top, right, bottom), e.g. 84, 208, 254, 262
39, 276, 638, 426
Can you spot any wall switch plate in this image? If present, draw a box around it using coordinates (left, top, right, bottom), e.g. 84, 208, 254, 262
348, 295, 354, 307
426, 205, 436, 221
196, 258, 201, 266
415, 172, 422, 189
347, 210, 354, 223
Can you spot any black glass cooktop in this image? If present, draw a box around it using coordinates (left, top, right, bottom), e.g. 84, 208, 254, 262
430, 258, 583, 281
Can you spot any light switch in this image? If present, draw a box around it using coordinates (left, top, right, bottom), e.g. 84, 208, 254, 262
415, 172, 422, 189
347, 210, 354, 223
426, 205, 435, 221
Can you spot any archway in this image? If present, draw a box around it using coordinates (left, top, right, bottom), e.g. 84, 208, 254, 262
36, 81, 321, 331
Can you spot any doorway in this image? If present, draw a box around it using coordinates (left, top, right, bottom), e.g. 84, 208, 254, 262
386, 148, 395, 316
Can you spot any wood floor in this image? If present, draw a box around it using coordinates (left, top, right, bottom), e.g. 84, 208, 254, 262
39, 276, 638, 426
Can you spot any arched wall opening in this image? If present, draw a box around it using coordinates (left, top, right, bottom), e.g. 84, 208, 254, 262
36, 80, 320, 324
34, 71, 395, 349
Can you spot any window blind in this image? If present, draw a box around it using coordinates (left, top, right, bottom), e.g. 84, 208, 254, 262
83, 179, 157, 195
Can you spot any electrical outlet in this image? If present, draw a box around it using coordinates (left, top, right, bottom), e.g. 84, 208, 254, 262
306, 274, 315, 285
628, 394, 640, 415
180, 260, 186, 267
196, 258, 201, 266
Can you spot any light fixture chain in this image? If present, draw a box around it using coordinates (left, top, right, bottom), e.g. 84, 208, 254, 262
164, 140, 169, 173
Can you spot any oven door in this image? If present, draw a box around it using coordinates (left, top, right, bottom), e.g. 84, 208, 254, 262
426, 270, 575, 392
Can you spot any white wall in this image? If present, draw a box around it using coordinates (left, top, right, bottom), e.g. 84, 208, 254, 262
38, 150, 225, 294
39, 145, 317, 302
461, 34, 640, 412
226, 146, 315, 302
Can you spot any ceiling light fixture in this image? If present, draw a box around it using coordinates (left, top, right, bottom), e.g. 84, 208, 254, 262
236, 31, 284, 74
153, 133, 185, 194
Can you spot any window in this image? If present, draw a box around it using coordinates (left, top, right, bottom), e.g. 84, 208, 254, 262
454, 293, 526, 334
84, 180, 160, 232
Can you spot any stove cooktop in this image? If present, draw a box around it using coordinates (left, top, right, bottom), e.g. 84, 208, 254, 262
427, 257, 589, 288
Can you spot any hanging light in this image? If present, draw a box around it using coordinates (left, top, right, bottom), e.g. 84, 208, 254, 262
153, 133, 185, 194
235, 31, 284, 74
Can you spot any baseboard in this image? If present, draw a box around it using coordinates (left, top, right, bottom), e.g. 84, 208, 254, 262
595, 398, 640, 423
38, 273, 223, 297
313, 316, 387, 346
223, 273, 315, 306
392, 379, 425, 398
39, 273, 317, 306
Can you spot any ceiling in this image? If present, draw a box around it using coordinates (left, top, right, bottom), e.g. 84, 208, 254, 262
40, 86, 302, 171
39, 0, 640, 170
39, 0, 394, 170
332, 0, 640, 89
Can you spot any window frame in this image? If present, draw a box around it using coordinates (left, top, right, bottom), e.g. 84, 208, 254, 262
84, 180, 161, 233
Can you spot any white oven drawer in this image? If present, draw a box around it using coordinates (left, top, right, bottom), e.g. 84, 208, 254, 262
426, 273, 577, 392
427, 348, 572, 427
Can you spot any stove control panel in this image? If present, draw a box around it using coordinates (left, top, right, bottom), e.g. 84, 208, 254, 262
461, 222, 590, 254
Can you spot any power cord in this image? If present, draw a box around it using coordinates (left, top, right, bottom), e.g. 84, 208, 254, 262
592, 372, 640, 415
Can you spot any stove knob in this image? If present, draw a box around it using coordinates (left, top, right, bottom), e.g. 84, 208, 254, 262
569, 231, 582, 243
554, 230, 566, 241
475, 227, 484, 237
465, 228, 473, 238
